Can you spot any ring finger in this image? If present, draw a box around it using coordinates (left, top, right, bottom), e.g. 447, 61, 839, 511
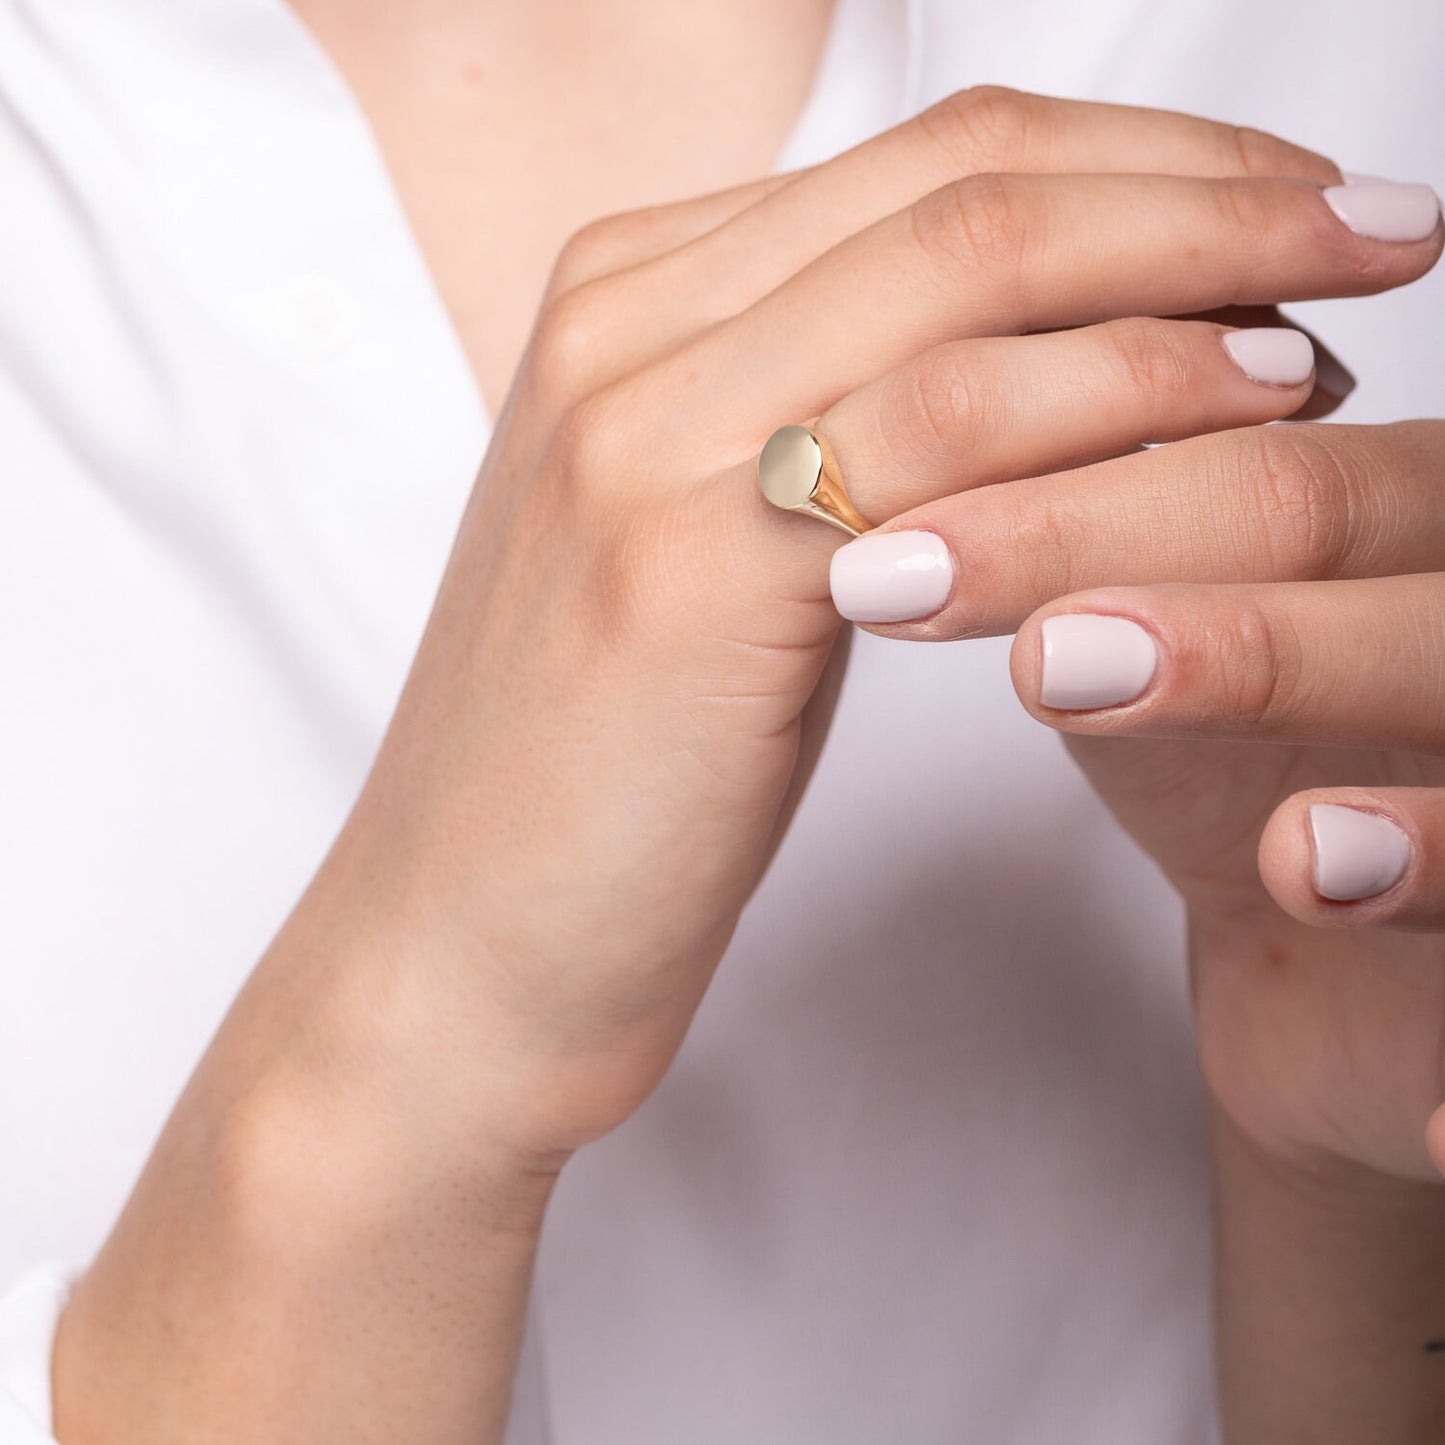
818, 316, 1320, 519
701, 315, 1323, 601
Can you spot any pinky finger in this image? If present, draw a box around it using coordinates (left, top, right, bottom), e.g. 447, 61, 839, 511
543, 171, 804, 296
1258, 787, 1445, 930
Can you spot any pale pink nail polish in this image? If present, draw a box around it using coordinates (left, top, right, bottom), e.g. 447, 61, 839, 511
1308, 804, 1411, 901
1322, 181, 1441, 241
829, 529, 952, 623
1221, 328, 1315, 386
1039, 614, 1157, 710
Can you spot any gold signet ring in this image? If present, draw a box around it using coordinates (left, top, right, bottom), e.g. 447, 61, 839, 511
757, 425, 875, 538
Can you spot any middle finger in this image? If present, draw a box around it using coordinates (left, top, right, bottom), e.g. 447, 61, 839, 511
825, 420, 1445, 635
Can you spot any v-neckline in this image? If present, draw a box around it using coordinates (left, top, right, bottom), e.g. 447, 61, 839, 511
261, 0, 919, 438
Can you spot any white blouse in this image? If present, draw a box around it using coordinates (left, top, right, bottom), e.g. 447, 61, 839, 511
0, 0, 1441, 1440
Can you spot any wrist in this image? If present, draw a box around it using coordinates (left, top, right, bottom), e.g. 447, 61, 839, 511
54, 920, 560, 1444
304, 800, 730, 1161
1209, 1100, 1445, 1445
237, 857, 583, 1190
1209, 1091, 1441, 1221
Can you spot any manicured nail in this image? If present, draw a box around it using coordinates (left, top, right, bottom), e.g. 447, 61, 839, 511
1039, 614, 1157, 711
829, 529, 953, 623
1308, 804, 1411, 901
1312, 346, 1356, 401
1322, 181, 1441, 241
1341, 171, 1391, 186
1222, 328, 1315, 386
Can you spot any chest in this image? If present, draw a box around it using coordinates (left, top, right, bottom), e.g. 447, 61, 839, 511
289, 0, 833, 414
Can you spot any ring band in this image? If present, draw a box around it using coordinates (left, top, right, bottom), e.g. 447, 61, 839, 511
757, 425, 875, 538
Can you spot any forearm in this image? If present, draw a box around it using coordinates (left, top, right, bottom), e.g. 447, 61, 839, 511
51, 889, 561, 1444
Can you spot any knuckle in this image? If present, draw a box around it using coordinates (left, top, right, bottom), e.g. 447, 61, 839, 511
900, 345, 984, 453
1247, 427, 1356, 580
1009, 493, 1085, 601
546, 216, 633, 297
1103, 317, 1195, 404
1223, 124, 1337, 186
912, 172, 1025, 281
1225, 123, 1288, 179
1215, 596, 1304, 729
529, 284, 613, 401
1210, 177, 1275, 240
549, 380, 636, 492
917, 85, 1036, 169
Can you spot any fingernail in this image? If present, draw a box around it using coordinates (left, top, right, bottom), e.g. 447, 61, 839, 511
1308, 804, 1411, 901
1312, 346, 1356, 401
1341, 171, 1391, 186
1039, 614, 1158, 711
1222, 328, 1315, 386
1323, 181, 1441, 241
829, 529, 953, 623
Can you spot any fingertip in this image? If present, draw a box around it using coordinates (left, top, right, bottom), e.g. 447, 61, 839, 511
1256, 796, 1320, 924
1259, 791, 1417, 928
1008, 616, 1043, 712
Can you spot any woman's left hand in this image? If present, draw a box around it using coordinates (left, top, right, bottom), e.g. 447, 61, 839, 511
828, 409, 1445, 1185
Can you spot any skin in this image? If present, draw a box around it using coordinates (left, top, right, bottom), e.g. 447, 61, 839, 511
288, 0, 836, 409
850, 422, 1445, 1435
42, 6, 1445, 1441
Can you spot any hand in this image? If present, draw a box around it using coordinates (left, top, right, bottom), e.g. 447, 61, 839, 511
337, 98, 1442, 1163
56, 89, 1438, 1444
828, 367, 1445, 1186
827, 286, 1445, 1440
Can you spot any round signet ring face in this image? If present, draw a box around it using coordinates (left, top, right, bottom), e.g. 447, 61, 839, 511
757, 425, 874, 538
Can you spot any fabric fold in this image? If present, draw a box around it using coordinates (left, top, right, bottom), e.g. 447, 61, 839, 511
0, 1267, 73, 1443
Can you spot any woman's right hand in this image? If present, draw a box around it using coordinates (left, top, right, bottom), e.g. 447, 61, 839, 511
312, 88, 1432, 1162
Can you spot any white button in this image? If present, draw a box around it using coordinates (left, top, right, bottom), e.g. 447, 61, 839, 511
273, 273, 359, 361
